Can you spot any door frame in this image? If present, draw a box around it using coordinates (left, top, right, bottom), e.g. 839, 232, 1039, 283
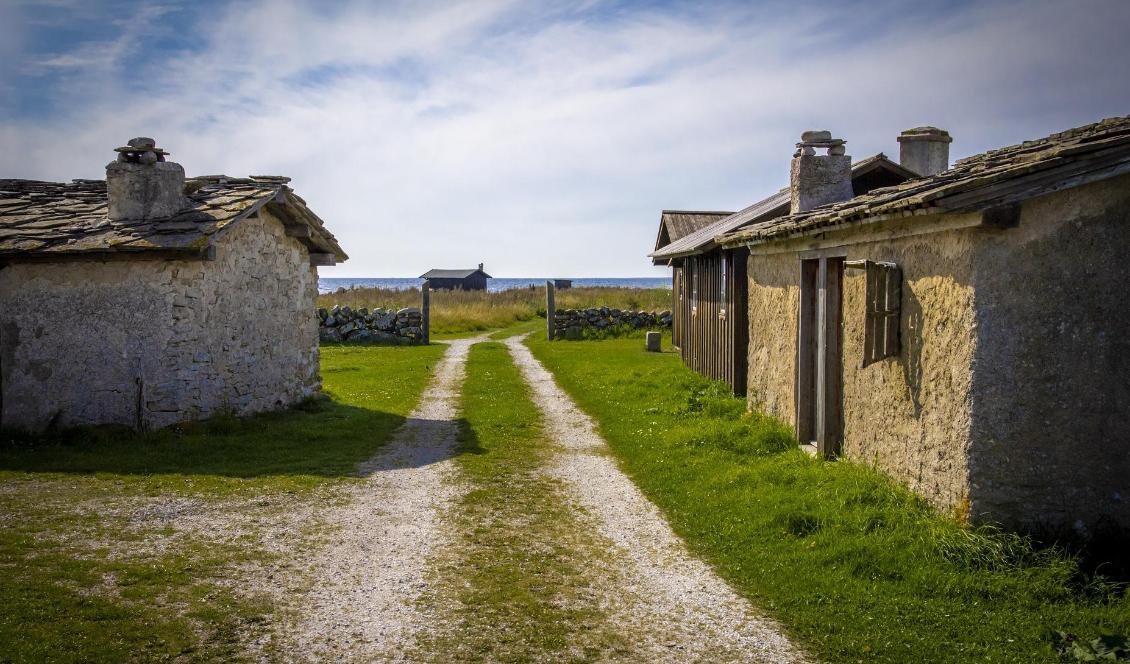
796, 254, 844, 458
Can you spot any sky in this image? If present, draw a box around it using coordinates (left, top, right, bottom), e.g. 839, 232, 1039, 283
2, 0, 1129, 278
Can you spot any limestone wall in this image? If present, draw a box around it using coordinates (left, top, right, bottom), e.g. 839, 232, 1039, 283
968, 176, 1130, 531
0, 208, 319, 430
745, 218, 981, 517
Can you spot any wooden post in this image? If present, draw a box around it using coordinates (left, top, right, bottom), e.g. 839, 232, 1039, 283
546, 280, 556, 341
422, 280, 431, 345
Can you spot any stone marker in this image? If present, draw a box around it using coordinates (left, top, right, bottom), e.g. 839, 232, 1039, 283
645, 331, 661, 352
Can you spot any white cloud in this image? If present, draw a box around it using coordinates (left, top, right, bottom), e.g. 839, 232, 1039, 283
2, 0, 1129, 277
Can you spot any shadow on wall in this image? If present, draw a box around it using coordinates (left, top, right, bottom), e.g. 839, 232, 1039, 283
901, 286, 925, 419
0, 398, 471, 479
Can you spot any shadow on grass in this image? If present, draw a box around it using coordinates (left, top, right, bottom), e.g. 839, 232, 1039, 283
0, 397, 433, 479
356, 415, 484, 475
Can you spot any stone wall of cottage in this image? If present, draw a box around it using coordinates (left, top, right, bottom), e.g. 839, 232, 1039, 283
0, 208, 319, 431
745, 213, 982, 521
968, 175, 1130, 533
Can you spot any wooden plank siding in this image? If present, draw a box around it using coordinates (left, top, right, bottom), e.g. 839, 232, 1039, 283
674, 248, 748, 395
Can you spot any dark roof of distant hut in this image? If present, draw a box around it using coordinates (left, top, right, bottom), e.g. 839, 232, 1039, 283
650, 153, 916, 262
654, 210, 733, 251
720, 115, 1130, 248
0, 175, 347, 263
420, 267, 493, 279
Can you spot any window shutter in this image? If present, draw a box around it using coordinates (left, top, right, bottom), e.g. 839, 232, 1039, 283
862, 261, 901, 367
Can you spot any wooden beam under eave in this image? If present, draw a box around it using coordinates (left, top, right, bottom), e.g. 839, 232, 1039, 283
284, 223, 311, 238
309, 253, 336, 266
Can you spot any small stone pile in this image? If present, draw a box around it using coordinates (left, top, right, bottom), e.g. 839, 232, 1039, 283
553, 307, 671, 339
318, 305, 424, 344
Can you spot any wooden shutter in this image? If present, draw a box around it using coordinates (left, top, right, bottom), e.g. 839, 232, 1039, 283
862, 261, 901, 367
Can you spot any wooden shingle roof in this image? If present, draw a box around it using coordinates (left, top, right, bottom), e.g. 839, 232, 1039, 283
0, 175, 347, 263
720, 116, 1130, 248
654, 210, 733, 251
651, 153, 915, 261
420, 268, 492, 279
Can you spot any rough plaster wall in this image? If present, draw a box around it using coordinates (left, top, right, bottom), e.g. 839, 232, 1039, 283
746, 222, 981, 515
0, 208, 319, 430
969, 176, 1130, 531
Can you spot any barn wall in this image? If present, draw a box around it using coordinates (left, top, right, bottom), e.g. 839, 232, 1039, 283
745, 217, 981, 517
968, 175, 1130, 531
0, 208, 319, 430
679, 249, 747, 394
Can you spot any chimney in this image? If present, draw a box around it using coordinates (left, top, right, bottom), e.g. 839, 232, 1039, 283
478, 262, 484, 270
790, 130, 853, 214
105, 137, 190, 221
897, 126, 952, 177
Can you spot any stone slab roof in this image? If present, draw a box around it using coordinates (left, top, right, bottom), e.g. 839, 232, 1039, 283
651, 153, 915, 261
0, 175, 347, 263
420, 268, 493, 279
654, 210, 734, 252
720, 115, 1130, 248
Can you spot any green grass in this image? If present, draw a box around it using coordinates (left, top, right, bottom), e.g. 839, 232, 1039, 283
318, 286, 672, 336
526, 332, 1130, 663
414, 342, 629, 661
0, 343, 446, 662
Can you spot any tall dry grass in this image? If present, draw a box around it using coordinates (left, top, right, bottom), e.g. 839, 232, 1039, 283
316, 285, 672, 335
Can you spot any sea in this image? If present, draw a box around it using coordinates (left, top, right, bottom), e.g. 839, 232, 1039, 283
319, 277, 669, 294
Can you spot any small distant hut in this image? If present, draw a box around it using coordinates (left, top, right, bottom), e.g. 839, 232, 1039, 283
420, 263, 491, 290
553, 279, 573, 289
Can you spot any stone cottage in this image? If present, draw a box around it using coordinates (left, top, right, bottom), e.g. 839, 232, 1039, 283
0, 138, 347, 431
717, 117, 1130, 532
650, 152, 917, 396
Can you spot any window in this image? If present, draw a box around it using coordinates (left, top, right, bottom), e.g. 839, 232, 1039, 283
855, 260, 901, 366
720, 257, 727, 304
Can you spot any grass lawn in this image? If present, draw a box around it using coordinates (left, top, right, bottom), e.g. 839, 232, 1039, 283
0, 343, 445, 662
526, 331, 1130, 663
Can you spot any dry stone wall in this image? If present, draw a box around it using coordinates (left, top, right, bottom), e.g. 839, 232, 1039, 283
0, 209, 319, 431
553, 307, 671, 339
317, 305, 424, 344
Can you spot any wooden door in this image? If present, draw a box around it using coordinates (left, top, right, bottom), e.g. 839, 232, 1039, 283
796, 257, 843, 458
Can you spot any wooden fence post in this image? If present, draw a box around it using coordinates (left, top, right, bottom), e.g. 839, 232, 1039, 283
546, 280, 556, 341
422, 280, 431, 345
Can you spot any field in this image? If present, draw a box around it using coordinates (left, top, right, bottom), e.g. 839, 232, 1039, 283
526, 331, 1130, 663
316, 285, 672, 336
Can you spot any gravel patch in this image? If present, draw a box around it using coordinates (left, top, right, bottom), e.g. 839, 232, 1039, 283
277, 336, 483, 662
504, 334, 807, 663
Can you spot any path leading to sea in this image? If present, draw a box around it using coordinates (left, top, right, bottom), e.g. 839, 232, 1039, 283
277, 335, 804, 662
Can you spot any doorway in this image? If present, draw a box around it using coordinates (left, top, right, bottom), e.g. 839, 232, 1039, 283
796, 256, 844, 458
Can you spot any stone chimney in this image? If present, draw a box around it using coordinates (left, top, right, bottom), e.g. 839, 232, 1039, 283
897, 127, 952, 177
105, 137, 190, 221
790, 130, 853, 214
478, 262, 484, 270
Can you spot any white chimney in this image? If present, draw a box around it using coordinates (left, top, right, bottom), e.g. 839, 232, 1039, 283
790, 130, 853, 214
105, 137, 190, 221
897, 127, 952, 177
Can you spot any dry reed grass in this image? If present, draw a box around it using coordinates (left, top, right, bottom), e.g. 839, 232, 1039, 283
316, 286, 672, 335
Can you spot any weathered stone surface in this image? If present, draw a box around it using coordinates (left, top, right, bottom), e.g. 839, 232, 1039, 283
800, 130, 832, 143
790, 153, 853, 214
645, 331, 661, 352
0, 208, 321, 431
106, 160, 190, 222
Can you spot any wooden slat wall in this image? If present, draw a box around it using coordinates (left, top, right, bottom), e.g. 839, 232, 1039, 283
676, 250, 748, 395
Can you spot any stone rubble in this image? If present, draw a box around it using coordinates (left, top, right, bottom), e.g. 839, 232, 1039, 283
553, 307, 671, 340
318, 304, 424, 344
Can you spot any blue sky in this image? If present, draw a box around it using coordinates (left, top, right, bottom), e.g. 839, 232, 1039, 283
2, 0, 1129, 277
